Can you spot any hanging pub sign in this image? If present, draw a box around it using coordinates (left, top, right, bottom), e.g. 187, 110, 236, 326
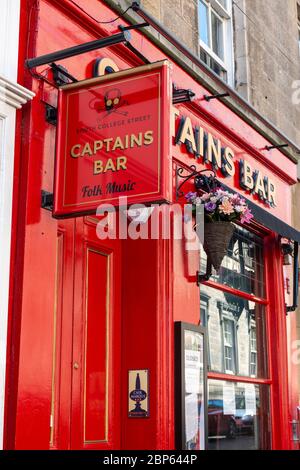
53, 61, 172, 218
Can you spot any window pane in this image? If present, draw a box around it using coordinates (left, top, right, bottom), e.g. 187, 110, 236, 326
207, 380, 271, 450
201, 285, 268, 378
211, 11, 224, 60
200, 48, 228, 80
199, 1, 209, 46
200, 305, 207, 327
200, 225, 265, 298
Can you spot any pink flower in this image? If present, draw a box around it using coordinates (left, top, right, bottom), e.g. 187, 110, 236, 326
201, 193, 211, 202
241, 209, 254, 224
232, 194, 242, 205
219, 199, 235, 215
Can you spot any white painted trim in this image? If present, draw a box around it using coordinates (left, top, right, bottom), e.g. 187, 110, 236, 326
0, 1, 21, 82
198, 0, 234, 86
0, 76, 35, 109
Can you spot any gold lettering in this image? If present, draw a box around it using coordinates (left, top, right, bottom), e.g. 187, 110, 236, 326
178, 117, 197, 153
112, 136, 124, 151
241, 160, 254, 190
95, 58, 119, 77
94, 160, 103, 174
105, 159, 116, 172
82, 142, 93, 156
144, 130, 154, 146
103, 138, 113, 151
117, 156, 127, 170
267, 178, 277, 206
70, 144, 81, 158
254, 171, 267, 200
130, 133, 143, 148
198, 127, 205, 157
124, 134, 129, 149
207, 133, 221, 168
93, 140, 103, 154
223, 147, 235, 176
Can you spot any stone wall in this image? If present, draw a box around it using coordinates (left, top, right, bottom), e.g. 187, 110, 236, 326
142, 0, 199, 53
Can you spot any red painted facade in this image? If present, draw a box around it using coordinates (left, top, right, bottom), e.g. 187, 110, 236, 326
4, 0, 299, 450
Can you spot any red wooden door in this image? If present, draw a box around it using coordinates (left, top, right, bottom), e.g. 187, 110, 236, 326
51, 217, 121, 450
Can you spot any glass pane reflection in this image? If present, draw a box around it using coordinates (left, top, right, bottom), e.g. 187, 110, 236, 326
208, 380, 271, 450
200, 225, 265, 298
201, 285, 268, 378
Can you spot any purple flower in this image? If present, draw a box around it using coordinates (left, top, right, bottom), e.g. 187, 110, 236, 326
241, 209, 254, 224
185, 192, 197, 202
204, 202, 217, 212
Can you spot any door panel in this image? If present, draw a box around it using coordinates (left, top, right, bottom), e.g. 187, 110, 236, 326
84, 248, 110, 444
52, 217, 121, 449
50, 221, 75, 450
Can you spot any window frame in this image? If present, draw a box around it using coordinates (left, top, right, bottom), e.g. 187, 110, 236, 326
200, 294, 212, 369
199, 220, 290, 449
223, 317, 236, 374
218, 304, 239, 375
198, 0, 234, 85
249, 322, 257, 378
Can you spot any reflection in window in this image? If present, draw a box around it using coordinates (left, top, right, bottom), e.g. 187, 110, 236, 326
223, 318, 236, 374
200, 295, 209, 327
200, 225, 265, 298
200, 284, 268, 378
249, 326, 257, 377
211, 10, 224, 60
207, 380, 271, 450
199, 0, 209, 46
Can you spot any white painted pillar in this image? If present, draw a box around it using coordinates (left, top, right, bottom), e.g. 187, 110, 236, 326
0, 0, 34, 448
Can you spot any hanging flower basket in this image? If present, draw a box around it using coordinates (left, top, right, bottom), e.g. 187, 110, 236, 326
185, 188, 254, 272
203, 221, 235, 271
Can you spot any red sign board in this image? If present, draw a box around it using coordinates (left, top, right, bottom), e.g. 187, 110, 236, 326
53, 61, 172, 218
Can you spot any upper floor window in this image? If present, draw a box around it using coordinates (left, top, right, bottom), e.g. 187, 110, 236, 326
198, 0, 233, 84
249, 324, 257, 377
223, 317, 236, 374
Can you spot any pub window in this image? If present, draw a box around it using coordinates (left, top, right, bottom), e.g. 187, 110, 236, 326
200, 294, 211, 369
198, 0, 234, 84
200, 225, 271, 449
200, 296, 209, 327
222, 317, 236, 374
249, 324, 257, 377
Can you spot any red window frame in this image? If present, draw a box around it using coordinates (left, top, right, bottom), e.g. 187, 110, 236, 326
201, 224, 290, 449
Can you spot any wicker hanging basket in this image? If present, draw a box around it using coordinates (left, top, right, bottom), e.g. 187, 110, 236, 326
203, 221, 235, 272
